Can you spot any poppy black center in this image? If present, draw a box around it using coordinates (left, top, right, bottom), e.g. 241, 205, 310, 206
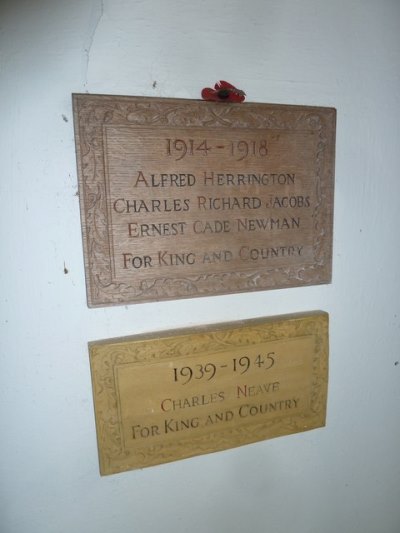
217, 89, 230, 99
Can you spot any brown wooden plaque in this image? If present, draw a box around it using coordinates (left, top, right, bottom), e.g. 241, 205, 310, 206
73, 94, 336, 307
89, 311, 328, 475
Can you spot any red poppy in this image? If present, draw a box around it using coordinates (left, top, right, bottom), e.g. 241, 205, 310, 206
201, 80, 246, 103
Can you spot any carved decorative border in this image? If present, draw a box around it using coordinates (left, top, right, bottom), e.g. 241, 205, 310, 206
73, 95, 335, 307
89, 312, 329, 474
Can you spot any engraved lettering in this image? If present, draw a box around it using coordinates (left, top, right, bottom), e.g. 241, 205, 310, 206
202, 250, 233, 263
236, 217, 300, 232
197, 196, 262, 210
164, 417, 200, 434
238, 398, 299, 418
133, 171, 196, 187
158, 251, 196, 266
268, 196, 310, 208
123, 253, 153, 269
193, 220, 231, 234
239, 246, 303, 261
131, 424, 160, 439
205, 410, 234, 425
161, 392, 225, 412
128, 221, 187, 238
203, 172, 295, 186
236, 382, 280, 398
113, 198, 190, 214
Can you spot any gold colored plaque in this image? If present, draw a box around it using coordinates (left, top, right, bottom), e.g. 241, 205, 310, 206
73, 94, 336, 307
89, 312, 328, 475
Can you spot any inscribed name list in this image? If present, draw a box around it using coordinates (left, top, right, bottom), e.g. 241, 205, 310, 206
106, 126, 314, 279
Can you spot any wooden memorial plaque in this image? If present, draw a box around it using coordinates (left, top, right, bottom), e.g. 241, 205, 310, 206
73, 94, 336, 307
89, 311, 329, 474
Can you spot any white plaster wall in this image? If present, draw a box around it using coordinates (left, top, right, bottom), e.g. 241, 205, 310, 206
1, 1, 399, 532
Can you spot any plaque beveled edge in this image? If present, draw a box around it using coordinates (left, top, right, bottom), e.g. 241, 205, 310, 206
72, 93, 336, 308
88, 310, 329, 475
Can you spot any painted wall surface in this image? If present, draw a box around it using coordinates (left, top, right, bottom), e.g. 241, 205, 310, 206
1, 1, 399, 532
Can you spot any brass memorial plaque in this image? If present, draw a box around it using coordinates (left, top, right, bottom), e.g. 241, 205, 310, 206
89, 311, 328, 475
73, 94, 336, 307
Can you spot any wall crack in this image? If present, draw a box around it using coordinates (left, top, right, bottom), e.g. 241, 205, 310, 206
84, 0, 105, 89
